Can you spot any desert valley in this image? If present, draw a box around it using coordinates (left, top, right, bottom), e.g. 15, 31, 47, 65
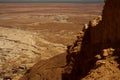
0, 3, 103, 80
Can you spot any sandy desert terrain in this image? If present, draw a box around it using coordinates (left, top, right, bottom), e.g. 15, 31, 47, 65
0, 3, 103, 79
0, 3, 103, 45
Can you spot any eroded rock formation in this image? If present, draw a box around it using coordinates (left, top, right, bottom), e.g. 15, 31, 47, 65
20, 0, 120, 80
63, 0, 120, 80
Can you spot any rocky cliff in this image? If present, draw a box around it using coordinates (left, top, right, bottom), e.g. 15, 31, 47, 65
63, 0, 120, 80
20, 0, 120, 80
91, 0, 120, 45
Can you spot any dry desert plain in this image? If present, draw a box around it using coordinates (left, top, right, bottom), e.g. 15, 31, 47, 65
0, 3, 103, 79
0, 3, 103, 44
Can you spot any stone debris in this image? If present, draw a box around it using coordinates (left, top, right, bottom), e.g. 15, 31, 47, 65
89, 15, 102, 27
95, 54, 102, 59
102, 49, 109, 57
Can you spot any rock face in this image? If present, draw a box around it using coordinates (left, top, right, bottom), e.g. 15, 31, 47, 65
62, 0, 120, 80
91, 0, 120, 45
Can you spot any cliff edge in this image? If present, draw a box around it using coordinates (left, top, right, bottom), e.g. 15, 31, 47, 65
63, 0, 120, 80
20, 0, 120, 80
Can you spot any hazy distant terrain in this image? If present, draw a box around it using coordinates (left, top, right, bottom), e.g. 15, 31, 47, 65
0, 0, 104, 3
0, 3, 103, 45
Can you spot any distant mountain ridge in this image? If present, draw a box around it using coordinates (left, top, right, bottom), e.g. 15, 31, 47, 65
0, 0, 104, 3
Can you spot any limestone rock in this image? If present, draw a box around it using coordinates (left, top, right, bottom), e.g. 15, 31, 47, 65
102, 49, 109, 57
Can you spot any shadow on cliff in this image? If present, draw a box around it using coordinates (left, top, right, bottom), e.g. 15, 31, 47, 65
62, 25, 100, 80
112, 48, 120, 69
62, 20, 120, 80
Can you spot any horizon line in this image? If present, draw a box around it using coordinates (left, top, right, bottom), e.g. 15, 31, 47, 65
0, 1, 104, 3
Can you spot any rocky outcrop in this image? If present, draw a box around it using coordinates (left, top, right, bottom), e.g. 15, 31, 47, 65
91, 0, 120, 45
62, 0, 120, 80
20, 0, 120, 80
